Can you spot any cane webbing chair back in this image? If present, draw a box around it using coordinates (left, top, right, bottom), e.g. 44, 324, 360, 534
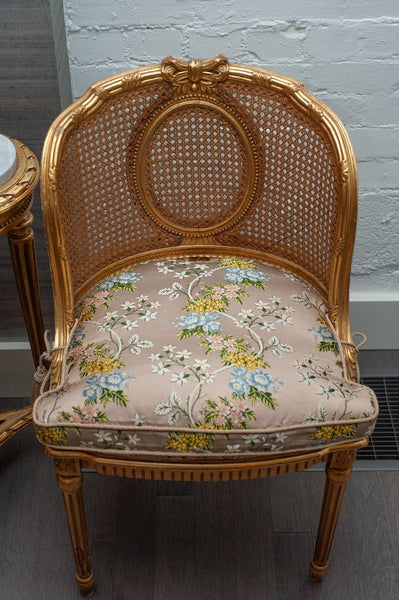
36, 57, 374, 594
42, 56, 356, 376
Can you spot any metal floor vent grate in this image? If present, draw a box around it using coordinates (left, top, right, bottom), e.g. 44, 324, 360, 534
357, 376, 399, 460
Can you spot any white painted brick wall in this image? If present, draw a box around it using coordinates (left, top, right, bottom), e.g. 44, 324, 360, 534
63, 0, 399, 299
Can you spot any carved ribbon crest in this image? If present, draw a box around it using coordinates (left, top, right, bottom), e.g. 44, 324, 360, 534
161, 55, 229, 96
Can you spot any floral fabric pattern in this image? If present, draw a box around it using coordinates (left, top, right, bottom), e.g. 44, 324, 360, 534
34, 257, 377, 458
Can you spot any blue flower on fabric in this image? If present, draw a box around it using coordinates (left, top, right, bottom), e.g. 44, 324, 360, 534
176, 312, 205, 330
224, 267, 244, 283
202, 312, 222, 333
308, 325, 335, 343
246, 369, 277, 393
229, 367, 251, 396
115, 272, 142, 284
98, 280, 114, 291
98, 271, 142, 290
83, 375, 103, 403
100, 370, 133, 390
242, 268, 265, 282
71, 325, 85, 347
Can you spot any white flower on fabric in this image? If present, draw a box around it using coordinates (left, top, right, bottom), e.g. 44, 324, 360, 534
149, 301, 161, 309
162, 345, 176, 354
157, 264, 174, 274
255, 300, 270, 310
136, 295, 149, 302
278, 315, 293, 326
149, 353, 161, 361
98, 323, 112, 331
194, 359, 210, 371
318, 385, 332, 398
125, 433, 140, 445
140, 311, 157, 322
152, 362, 170, 375
259, 322, 276, 332
226, 444, 241, 453
174, 270, 190, 279
94, 430, 113, 443
170, 371, 188, 385
121, 301, 136, 310
200, 373, 215, 384
176, 349, 192, 360
103, 311, 118, 321
131, 412, 145, 426
298, 373, 312, 385
238, 309, 254, 319
243, 434, 260, 445
122, 319, 138, 330
274, 432, 287, 442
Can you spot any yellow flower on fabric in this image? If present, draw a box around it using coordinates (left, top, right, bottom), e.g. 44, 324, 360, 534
219, 258, 256, 269
80, 357, 123, 377
184, 298, 226, 314
311, 424, 357, 442
224, 351, 267, 370
35, 426, 67, 445
166, 432, 213, 452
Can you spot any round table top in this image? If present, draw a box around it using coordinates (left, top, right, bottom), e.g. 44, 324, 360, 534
0, 138, 39, 233
0, 134, 18, 187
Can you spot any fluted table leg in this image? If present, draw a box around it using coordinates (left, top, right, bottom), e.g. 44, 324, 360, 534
0, 138, 43, 446
8, 209, 45, 368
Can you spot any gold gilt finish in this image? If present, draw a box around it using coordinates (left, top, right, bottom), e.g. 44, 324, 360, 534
0, 139, 45, 446
133, 96, 259, 243
39, 56, 365, 594
161, 54, 229, 95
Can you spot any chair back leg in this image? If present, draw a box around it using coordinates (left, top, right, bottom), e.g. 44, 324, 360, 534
54, 457, 95, 595
310, 448, 357, 581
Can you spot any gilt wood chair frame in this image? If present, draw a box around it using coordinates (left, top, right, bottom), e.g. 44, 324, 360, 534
40, 56, 366, 594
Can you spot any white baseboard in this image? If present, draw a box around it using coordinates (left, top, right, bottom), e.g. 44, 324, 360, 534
350, 300, 399, 350
0, 300, 397, 397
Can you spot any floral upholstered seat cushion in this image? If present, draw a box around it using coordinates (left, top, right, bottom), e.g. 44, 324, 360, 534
34, 257, 377, 459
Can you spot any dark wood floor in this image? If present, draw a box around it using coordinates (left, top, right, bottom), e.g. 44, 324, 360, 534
1, 419, 398, 600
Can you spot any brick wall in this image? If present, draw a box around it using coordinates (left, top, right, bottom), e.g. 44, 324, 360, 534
62, 0, 399, 299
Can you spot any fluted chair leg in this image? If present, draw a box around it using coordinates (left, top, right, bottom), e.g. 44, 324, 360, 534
54, 458, 95, 595
310, 448, 357, 582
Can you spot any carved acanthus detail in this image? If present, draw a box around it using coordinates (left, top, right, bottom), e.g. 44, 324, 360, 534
252, 72, 272, 89
329, 448, 357, 471
70, 107, 86, 128
341, 341, 359, 382
92, 86, 111, 101
334, 236, 346, 256
328, 304, 338, 326
54, 457, 80, 475
338, 159, 350, 184
47, 166, 58, 191
161, 55, 229, 96
308, 101, 325, 122
121, 72, 142, 92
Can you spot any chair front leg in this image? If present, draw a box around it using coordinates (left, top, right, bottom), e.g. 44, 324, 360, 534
310, 447, 357, 582
54, 457, 95, 595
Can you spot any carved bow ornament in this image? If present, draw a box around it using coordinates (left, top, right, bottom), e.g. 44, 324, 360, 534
161, 55, 229, 96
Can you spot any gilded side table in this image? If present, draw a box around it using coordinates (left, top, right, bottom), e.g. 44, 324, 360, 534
0, 137, 45, 445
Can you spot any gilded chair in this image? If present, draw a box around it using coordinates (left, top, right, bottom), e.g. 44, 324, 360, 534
34, 56, 378, 594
